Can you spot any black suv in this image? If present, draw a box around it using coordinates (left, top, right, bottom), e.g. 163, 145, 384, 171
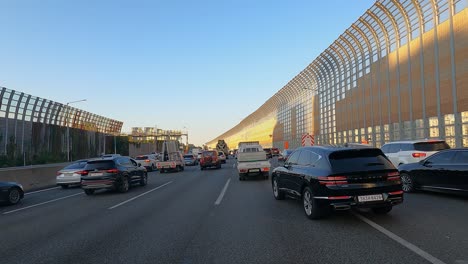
80, 156, 147, 195
271, 146, 403, 219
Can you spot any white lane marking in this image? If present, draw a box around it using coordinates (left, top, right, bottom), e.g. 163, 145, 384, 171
215, 178, 231, 205
25, 186, 61, 195
108, 181, 173, 210
232, 163, 236, 168
3, 192, 83, 215
352, 212, 447, 264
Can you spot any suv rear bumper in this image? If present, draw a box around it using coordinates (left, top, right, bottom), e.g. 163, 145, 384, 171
314, 191, 404, 210
81, 177, 115, 189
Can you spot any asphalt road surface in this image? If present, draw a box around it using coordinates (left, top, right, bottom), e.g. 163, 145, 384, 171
1, 158, 467, 264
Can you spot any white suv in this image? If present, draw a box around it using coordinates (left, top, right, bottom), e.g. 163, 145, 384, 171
381, 140, 450, 167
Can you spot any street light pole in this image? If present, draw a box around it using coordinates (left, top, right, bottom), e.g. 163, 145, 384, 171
66, 99, 87, 162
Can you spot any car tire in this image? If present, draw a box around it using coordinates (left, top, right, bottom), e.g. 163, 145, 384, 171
117, 177, 129, 193
216, 163, 221, 169
200, 166, 204, 170
84, 189, 95, 196
140, 172, 148, 186
181, 166, 184, 171
302, 187, 327, 220
151, 164, 156, 171
400, 173, 415, 192
272, 177, 285, 200
160, 169, 165, 174
372, 206, 392, 214
61, 185, 69, 189
7, 188, 22, 205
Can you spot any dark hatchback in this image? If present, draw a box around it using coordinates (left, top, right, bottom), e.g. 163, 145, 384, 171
80, 156, 147, 195
272, 146, 403, 219
398, 148, 468, 195
0, 182, 24, 205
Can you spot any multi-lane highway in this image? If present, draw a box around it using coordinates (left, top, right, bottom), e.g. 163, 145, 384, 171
1, 159, 467, 264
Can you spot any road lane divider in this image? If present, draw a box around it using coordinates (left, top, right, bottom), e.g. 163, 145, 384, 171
108, 181, 173, 210
25, 186, 61, 195
352, 212, 446, 264
215, 178, 231, 205
3, 192, 83, 215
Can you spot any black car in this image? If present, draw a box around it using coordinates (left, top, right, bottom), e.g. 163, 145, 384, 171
0, 182, 24, 205
398, 148, 468, 195
80, 156, 148, 195
272, 146, 403, 219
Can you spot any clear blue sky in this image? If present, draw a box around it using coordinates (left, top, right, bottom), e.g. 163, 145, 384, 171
0, 0, 375, 146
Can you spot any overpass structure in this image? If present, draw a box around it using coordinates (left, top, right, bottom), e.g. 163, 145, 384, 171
207, 0, 468, 151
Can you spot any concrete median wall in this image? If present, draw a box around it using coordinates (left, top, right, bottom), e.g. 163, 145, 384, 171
0, 163, 71, 192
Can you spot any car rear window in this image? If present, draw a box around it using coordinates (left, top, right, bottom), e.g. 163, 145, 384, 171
329, 149, 395, 174
84, 160, 115, 170
135, 156, 148, 160
64, 161, 87, 170
414, 141, 450, 151
203, 151, 215, 156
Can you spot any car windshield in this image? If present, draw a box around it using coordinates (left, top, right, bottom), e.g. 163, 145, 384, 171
414, 142, 450, 151
329, 149, 395, 174
184, 155, 194, 159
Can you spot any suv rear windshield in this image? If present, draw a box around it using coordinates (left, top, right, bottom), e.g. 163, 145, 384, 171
329, 149, 395, 174
84, 160, 115, 170
414, 141, 450, 151
184, 155, 194, 158
203, 151, 215, 156
64, 161, 87, 170
135, 156, 148, 160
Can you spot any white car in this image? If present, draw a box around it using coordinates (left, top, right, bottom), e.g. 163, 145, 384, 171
56, 159, 88, 188
381, 140, 450, 167
135, 154, 158, 171
218, 151, 227, 164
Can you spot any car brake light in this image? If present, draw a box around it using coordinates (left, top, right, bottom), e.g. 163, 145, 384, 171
328, 196, 352, 200
145, 159, 150, 162
387, 171, 400, 181
389, 190, 404, 195
412, 152, 427, 158
318, 176, 348, 186
56, 171, 62, 176
76, 170, 89, 176
262, 167, 270, 172
106, 169, 119, 173
240, 169, 247, 173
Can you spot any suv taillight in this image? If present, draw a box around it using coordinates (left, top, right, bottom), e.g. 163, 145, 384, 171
145, 159, 150, 162
76, 170, 89, 176
412, 152, 426, 158
318, 176, 348, 186
106, 169, 119, 174
387, 171, 400, 181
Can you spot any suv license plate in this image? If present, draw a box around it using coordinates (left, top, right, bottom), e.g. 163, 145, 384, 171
249, 169, 260, 172
89, 173, 103, 177
358, 194, 383, 203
